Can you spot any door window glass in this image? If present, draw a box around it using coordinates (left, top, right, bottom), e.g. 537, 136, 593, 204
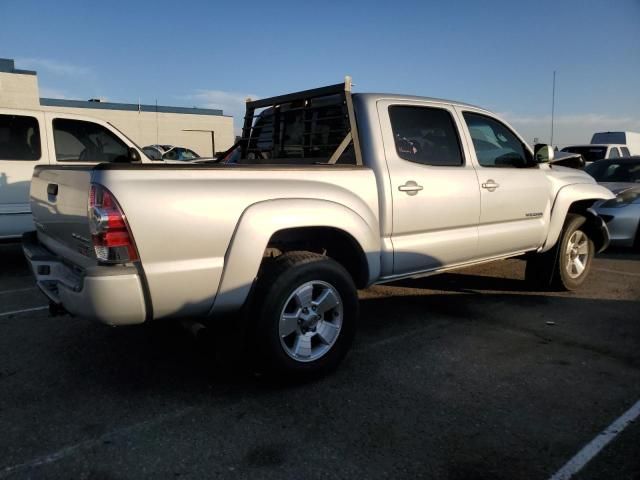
608, 147, 620, 159
0, 114, 41, 160
463, 112, 534, 168
388, 106, 463, 166
53, 119, 129, 163
621, 147, 630, 157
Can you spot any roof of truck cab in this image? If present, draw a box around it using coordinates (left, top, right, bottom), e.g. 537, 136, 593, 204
353, 92, 487, 111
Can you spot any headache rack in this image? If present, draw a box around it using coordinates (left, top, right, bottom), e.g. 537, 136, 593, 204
232, 76, 362, 166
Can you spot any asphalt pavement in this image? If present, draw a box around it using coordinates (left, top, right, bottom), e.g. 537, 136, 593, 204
0, 242, 638, 479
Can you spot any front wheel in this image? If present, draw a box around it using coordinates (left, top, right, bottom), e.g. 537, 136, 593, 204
250, 251, 358, 378
526, 214, 594, 291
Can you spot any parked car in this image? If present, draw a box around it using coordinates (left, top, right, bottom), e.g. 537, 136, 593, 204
142, 144, 200, 161
23, 79, 614, 377
0, 108, 148, 240
561, 144, 631, 163
587, 157, 640, 248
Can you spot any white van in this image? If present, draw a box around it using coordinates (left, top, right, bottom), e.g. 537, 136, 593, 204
591, 131, 640, 155
0, 108, 151, 240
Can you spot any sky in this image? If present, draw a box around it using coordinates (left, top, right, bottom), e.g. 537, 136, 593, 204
1, 0, 639, 146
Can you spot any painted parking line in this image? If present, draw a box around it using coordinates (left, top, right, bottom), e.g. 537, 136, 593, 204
548, 399, 640, 480
0, 406, 195, 478
0, 287, 37, 295
593, 267, 640, 278
0, 306, 48, 318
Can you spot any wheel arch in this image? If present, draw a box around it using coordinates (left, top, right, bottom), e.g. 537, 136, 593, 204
541, 183, 614, 253
209, 198, 380, 315
266, 226, 371, 288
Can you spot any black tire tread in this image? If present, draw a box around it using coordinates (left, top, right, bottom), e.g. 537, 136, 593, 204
250, 251, 357, 378
525, 213, 593, 291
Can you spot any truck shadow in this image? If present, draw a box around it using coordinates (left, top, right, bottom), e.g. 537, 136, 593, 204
387, 270, 532, 293
52, 278, 640, 398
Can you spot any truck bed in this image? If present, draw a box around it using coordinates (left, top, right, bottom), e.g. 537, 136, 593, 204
29, 162, 380, 323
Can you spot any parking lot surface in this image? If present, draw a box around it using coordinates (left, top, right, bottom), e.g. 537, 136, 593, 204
0, 242, 639, 479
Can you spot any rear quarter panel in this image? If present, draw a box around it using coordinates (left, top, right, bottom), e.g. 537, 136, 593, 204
92, 166, 380, 320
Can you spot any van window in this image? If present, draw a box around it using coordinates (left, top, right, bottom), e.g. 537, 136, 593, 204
608, 147, 620, 159
0, 114, 41, 160
53, 119, 129, 163
388, 106, 464, 166
621, 147, 631, 157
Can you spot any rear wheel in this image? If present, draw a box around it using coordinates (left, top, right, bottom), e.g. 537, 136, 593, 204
250, 251, 358, 378
526, 214, 594, 291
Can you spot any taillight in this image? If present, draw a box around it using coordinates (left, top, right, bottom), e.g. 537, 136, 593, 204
89, 184, 139, 263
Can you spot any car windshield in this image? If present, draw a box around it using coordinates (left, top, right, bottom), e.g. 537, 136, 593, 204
585, 160, 640, 183
561, 146, 607, 162
163, 147, 199, 161
142, 147, 162, 160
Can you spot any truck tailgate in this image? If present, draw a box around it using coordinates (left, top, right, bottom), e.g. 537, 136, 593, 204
30, 166, 96, 264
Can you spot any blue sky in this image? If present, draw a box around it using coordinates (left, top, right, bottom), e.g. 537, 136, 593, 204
1, 0, 639, 145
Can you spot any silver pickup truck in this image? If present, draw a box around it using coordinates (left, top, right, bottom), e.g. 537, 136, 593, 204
23, 78, 614, 376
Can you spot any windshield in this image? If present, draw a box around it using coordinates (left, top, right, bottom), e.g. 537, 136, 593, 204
585, 160, 640, 183
163, 147, 200, 161
561, 146, 607, 162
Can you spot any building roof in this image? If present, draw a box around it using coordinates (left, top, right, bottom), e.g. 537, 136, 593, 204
1, 58, 225, 116
0, 58, 36, 76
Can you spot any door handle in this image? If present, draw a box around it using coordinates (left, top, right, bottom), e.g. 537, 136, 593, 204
398, 181, 423, 196
481, 179, 500, 192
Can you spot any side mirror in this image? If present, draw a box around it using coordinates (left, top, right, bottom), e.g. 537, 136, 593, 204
128, 147, 142, 162
535, 144, 554, 163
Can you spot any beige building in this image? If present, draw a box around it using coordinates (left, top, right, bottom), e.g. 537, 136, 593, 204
0, 58, 234, 157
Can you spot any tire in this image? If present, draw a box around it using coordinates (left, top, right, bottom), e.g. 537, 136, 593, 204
526, 214, 594, 291
250, 251, 358, 378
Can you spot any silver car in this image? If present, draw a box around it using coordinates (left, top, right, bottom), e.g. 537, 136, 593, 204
142, 144, 200, 161
588, 157, 640, 248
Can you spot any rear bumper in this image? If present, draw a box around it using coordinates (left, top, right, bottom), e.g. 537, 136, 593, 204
22, 231, 147, 326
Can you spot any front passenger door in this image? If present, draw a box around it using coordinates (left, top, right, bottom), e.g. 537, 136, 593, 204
459, 110, 551, 258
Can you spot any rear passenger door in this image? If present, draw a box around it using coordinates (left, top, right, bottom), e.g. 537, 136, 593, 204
378, 100, 481, 275
0, 111, 48, 238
